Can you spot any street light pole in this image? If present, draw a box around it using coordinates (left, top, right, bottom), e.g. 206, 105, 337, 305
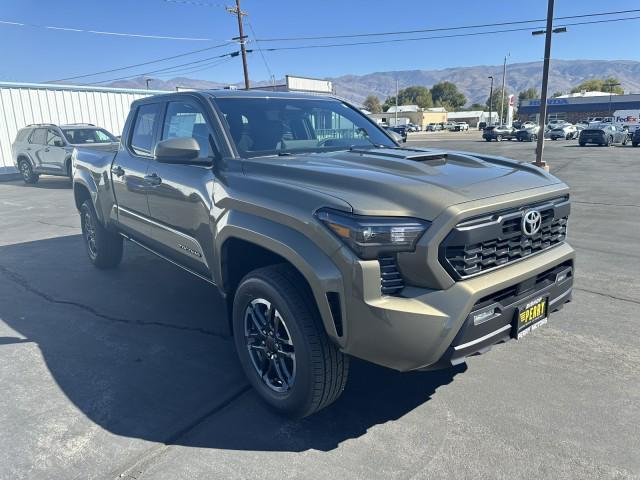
605, 82, 621, 117
532, 0, 566, 170
395, 78, 399, 127
489, 77, 495, 125
145, 79, 151, 90
499, 53, 510, 125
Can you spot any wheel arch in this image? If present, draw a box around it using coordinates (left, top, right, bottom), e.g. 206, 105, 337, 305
73, 170, 104, 223
216, 211, 345, 345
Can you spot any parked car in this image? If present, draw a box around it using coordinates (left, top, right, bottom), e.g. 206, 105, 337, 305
426, 123, 442, 132
579, 124, 628, 146
12, 123, 119, 184
456, 122, 469, 131
632, 128, 640, 147
406, 123, 421, 132
516, 125, 540, 142
477, 121, 487, 131
386, 126, 408, 142
521, 121, 537, 129
72, 89, 574, 417
549, 125, 578, 140
483, 125, 517, 141
547, 119, 569, 130
443, 121, 458, 131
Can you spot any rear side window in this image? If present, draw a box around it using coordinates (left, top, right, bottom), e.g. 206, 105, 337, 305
15, 129, 31, 143
29, 128, 47, 145
130, 103, 160, 156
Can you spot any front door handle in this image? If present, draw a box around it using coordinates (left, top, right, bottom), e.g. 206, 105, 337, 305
144, 173, 162, 186
111, 165, 125, 177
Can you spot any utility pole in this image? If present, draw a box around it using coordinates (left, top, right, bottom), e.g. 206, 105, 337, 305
145, 78, 151, 90
605, 81, 621, 117
395, 78, 399, 126
499, 53, 510, 125
532, 0, 566, 169
488, 76, 494, 126
227, 0, 250, 89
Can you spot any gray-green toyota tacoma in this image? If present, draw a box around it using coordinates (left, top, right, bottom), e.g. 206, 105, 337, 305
73, 90, 574, 417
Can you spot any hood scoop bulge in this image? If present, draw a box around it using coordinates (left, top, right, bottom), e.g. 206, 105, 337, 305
349, 147, 448, 164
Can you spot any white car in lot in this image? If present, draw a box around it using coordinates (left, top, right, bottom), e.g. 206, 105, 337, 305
456, 122, 469, 131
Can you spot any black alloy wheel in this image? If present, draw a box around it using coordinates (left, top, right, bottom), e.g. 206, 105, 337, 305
244, 297, 296, 393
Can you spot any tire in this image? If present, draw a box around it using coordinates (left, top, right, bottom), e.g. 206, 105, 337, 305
607, 136, 613, 147
579, 142, 586, 147
633, 142, 638, 147
18, 159, 39, 184
551, 137, 557, 141
496, 135, 503, 142
66, 159, 73, 179
622, 137, 628, 146
233, 264, 349, 418
485, 138, 491, 142
80, 200, 123, 269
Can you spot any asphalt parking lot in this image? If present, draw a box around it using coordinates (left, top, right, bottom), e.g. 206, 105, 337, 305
1, 133, 639, 479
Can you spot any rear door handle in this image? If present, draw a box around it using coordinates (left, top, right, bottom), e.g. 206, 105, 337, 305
144, 173, 162, 186
111, 165, 125, 177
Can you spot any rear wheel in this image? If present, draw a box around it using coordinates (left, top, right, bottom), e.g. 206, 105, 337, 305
233, 264, 349, 418
606, 136, 613, 147
80, 200, 123, 269
18, 160, 39, 184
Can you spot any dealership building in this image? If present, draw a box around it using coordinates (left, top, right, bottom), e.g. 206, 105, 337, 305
518, 92, 640, 124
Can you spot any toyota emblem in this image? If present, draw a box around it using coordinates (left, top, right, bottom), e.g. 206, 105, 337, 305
522, 210, 542, 236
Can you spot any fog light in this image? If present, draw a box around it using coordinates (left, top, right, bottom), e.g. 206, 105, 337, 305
472, 305, 499, 326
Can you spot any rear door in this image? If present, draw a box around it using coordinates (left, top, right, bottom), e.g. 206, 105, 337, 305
145, 98, 219, 276
28, 128, 48, 171
112, 102, 161, 241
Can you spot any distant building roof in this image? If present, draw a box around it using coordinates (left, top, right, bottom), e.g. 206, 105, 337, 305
448, 111, 498, 119
386, 105, 419, 113
557, 91, 619, 98
426, 107, 447, 113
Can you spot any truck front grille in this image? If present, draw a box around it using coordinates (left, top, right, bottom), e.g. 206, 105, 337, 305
440, 197, 570, 279
379, 256, 404, 295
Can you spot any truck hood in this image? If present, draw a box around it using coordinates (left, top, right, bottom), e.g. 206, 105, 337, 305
242, 147, 563, 219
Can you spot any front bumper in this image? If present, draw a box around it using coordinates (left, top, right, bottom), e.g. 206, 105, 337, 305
341, 242, 575, 371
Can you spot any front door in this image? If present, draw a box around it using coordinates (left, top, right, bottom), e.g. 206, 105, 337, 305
44, 129, 68, 173
111, 102, 162, 241
146, 99, 218, 276
28, 128, 48, 171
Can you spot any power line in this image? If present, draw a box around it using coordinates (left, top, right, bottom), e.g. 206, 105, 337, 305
86, 51, 240, 85
164, 0, 226, 7
246, 21, 274, 84
254, 8, 640, 42
46, 41, 234, 83
249, 14, 640, 52
0, 18, 216, 41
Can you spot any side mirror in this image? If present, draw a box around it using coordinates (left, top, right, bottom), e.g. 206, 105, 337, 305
54, 139, 65, 147
154, 137, 210, 165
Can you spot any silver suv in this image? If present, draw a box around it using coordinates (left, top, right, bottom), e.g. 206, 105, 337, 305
12, 123, 119, 184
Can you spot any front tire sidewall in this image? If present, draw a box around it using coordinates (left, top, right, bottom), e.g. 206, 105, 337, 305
233, 275, 318, 417
19, 160, 38, 184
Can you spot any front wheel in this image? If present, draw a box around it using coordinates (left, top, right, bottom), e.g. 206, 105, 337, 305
80, 200, 123, 269
19, 160, 39, 184
496, 135, 503, 142
579, 142, 586, 147
233, 264, 349, 418
531, 134, 538, 142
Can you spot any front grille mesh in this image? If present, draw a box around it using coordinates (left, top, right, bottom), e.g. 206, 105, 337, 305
444, 216, 568, 278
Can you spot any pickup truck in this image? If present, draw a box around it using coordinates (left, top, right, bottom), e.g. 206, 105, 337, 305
73, 90, 575, 418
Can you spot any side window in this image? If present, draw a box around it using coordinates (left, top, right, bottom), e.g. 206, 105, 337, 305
29, 128, 47, 145
161, 101, 215, 157
46, 129, 64, 146
130, 103, 161, 156
15, 129, 31, 143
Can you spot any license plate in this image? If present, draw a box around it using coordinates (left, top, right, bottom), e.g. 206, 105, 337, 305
515, 296, 548, 339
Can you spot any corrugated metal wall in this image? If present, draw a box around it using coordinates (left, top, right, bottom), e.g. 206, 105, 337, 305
0, 82, 167, 174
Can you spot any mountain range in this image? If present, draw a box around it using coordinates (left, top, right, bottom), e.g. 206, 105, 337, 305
106, 59, 640, 107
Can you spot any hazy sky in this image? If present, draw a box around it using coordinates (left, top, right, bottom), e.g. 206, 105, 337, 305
1, 0, 638, 85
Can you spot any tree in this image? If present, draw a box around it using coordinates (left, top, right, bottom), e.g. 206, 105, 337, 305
570, 78, 624, 94
551, 91, 564, 98
383, 86, 433, 111
486, 87, 511, 122
363, 95, 382, 113
468, 103, 487, 111
518, 88, 539, 103
430, 81, 467, 111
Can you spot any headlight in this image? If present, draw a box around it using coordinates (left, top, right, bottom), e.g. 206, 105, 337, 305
316, 208, 430, 260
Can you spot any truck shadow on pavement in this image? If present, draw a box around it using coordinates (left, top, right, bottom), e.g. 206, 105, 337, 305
10, 177, 72, 189
0, 234, 464, 452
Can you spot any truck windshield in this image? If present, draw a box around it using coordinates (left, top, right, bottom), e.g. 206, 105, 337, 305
62, 128, 117, 144
214, 97, 396, 158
